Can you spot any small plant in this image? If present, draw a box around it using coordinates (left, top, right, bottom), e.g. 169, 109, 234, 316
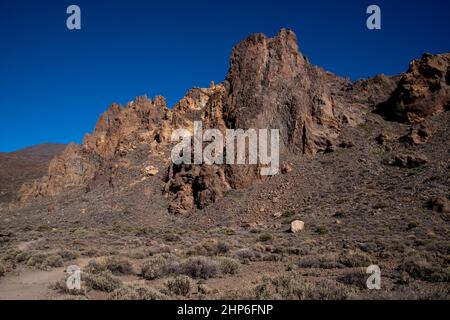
141, 255, 168, 280
179, 257, 220, 279
259, 233, 273, 242
0, 263, 5, 277
84, 271, 123, 292
315, 226, 328, 235
103, 256, 133, 275
407, 221, 419, 230
218, 257, 240, 275
165, 276, 193, 296
108, 283, 167, 300
338, 251, 371, 268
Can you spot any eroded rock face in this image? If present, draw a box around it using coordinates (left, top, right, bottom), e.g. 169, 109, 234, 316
17, 143, 100, 203
377, 53, 450, 123
15, 28, 448, 215
165, 29, 371, 213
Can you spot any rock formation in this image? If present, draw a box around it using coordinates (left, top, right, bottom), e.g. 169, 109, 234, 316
14, 29, 450, 215
376, 53, 450, 123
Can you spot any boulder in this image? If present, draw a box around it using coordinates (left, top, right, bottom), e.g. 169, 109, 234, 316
290, 220, 305, 233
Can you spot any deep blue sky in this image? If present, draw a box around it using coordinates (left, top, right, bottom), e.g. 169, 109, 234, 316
1, 0, 449, 152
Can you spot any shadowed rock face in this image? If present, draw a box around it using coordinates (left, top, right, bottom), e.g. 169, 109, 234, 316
13, 29, 449, 215
376, 53, 450, 123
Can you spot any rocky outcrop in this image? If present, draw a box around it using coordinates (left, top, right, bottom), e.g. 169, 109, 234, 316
165, 29, 371, 213
376, 53, 450, 123
14, 28, 449, 215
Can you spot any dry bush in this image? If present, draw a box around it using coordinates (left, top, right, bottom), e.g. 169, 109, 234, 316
84, 260, 107, 274
217, 257, 240, 275
84, 271, 123, 292
81, 256, 132, 276
108, 282, 167, 300
233, 248, 263, 263
187, 239, 230, 256
50, 278, 87, 296
177, 257, 221, 279
337, 269, 368, 289
297, 254, 339, 269
0, 263, 4, 277
228, 275, 354, 300
103, 256, 133, 275
400, 255, 450, 283
338, 251, 371, 268
259, 233, 273, 242
141, 255, 168, 280
165, 275, 193, 296
57, 249, 78, 261
26, 252, 64, 270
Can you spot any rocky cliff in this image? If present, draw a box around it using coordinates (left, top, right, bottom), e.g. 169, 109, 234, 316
15, 29, 449, 215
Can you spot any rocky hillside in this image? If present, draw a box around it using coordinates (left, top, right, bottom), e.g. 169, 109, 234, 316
0, 143, 66, 203
13, 29, 450, 216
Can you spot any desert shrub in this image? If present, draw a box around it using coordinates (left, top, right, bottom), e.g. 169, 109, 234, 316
178, 257, 220, 279
259, 233, 273, 242
315, 226, 328, 235
124, 247, 150, 259
188, 240, 230, 256
251, 275, 353, 300
400, 256, 450, 282
217, 257, 240, 275
44, 255, 64, 268
108, 282, 167, 300
50, 278, 86, 296
57, 249, 77, 261
163, 232, 182, 243
103, 256, 133, 275
141, 255, 169, 280
233, 249, 263, 263
337, 269, 367, 289
16, 251, 32, 263
27, 253, 48, 268
0, 263, 5, 277
263, 254, 284, 262
297, 254, 339, 269
84, 271, 123, 292
197, 284, 211, 295
84, 260, 107, 274
338, 251, 371, 268
209, 227, 236, 236
165, 276, 193, 296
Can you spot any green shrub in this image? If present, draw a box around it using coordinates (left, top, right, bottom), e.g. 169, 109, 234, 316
259, 233, 273, 242
218, 257, 240, 275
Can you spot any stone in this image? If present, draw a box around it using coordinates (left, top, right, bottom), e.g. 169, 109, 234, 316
290, 220, 305, 233
143, 166, 159, 177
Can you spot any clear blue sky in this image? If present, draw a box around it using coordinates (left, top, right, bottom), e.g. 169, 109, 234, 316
1, 0, 449, 152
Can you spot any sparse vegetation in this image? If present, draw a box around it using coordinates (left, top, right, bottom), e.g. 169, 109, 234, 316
108, 283, 167, 300
141, 255, 169, 280
165, 275, 193, 296
84, 271, 123, 292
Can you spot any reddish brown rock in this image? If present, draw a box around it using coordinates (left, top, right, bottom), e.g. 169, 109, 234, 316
377, 53, 450, 123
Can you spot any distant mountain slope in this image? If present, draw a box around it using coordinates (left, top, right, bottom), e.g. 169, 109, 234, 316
0, 143, 66, 203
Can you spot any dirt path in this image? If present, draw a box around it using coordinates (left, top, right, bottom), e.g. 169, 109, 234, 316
0, 266, 64, 300
0, 258, 91, 300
